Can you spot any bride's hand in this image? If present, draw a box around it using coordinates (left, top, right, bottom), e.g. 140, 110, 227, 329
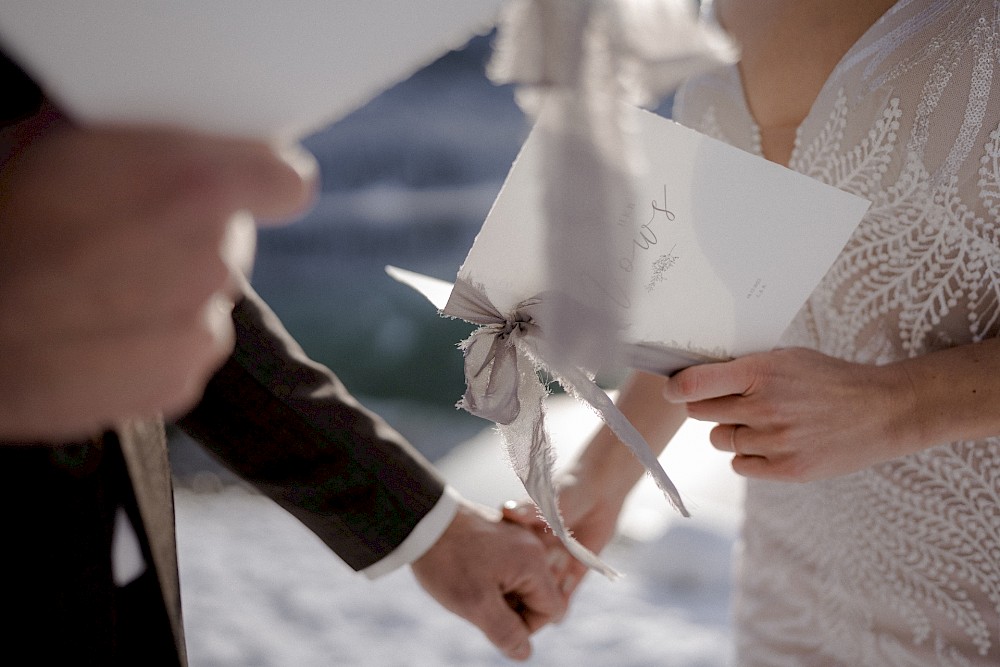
502, 470, 625, 599
664, 347, 915, 481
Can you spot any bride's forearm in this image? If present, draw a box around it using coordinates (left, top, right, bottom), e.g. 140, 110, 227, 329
567, 371, 688, 507
889, 337, 1000, 454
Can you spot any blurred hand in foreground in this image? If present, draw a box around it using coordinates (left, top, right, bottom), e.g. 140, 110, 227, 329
0, 104, 318, 440
411, 500, 570, 661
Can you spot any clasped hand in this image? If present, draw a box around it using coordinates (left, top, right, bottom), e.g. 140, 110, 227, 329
410, 501, 573, 661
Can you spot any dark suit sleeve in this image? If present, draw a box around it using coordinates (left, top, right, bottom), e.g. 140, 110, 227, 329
177, 286, 447, 572
0, 49, 43, 124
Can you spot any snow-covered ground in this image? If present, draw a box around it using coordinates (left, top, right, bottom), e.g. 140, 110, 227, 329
176, 397, 744, 666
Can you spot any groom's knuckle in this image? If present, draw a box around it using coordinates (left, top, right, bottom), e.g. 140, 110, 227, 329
449, 581, 487, 615
465, 585, 490, 610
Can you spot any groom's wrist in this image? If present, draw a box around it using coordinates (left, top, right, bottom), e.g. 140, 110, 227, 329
361, 485, 461, 579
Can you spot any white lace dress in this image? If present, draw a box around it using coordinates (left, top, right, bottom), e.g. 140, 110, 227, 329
674, 1, 1000, 664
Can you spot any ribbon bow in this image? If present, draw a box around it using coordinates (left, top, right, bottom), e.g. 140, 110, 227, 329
445, 278, 689, 578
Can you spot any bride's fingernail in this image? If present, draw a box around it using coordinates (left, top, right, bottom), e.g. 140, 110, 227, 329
561, 575, 577, 594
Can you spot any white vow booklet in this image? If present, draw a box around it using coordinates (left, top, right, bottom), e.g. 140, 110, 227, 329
450, 105, 871, 374
0, 1, 503, 139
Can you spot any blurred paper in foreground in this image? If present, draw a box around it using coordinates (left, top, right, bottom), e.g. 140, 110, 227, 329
0, 0, 503, 139
452, 104, 872, 375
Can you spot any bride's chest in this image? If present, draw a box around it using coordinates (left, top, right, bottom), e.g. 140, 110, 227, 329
713, 0, 898, 164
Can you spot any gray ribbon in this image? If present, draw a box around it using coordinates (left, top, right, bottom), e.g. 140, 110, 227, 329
445, 278, 689, 578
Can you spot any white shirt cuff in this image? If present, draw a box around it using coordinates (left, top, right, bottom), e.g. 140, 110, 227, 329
362, 485, 461, 580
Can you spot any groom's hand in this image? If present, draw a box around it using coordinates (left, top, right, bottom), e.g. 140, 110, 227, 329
411, 500, 568, 661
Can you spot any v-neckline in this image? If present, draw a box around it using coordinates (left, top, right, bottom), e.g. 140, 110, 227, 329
710, 0, 903, 167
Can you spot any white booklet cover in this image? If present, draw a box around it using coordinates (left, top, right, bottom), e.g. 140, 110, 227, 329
0, 1, 503, 139
449, 104, 872, 375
